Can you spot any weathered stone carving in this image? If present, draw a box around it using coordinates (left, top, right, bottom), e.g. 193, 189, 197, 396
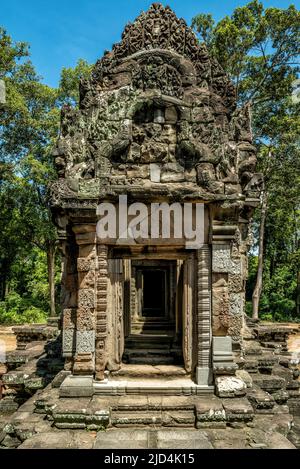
62, 329, 76, 356
197, 246, 212, 386
50, 3, 260, 199
76, 331, 95, 353
49, 3, 261, 389
95, 246, 108, 381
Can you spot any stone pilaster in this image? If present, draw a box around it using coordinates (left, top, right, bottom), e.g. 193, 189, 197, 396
123, 259, 131, 338
107, 259, 124, 371
211, 221, 244, 373
211, 236, 244, 345
196, 245, 212, 386
182, 256, 194, 373
95, 245, 108, 381
72, 226, 97, 376
60, 227, 78, 369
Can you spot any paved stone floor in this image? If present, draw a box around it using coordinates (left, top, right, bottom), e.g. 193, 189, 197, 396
17, 426, 295, 449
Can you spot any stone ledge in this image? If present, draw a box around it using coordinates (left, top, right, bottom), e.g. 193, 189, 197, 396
93, 378, 214, 396
195, 396, 254, 427
247, 386, 275, 411
59, 375, 94, 397
252, 375, 286, 393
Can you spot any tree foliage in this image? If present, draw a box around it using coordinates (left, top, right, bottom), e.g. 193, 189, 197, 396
192, 1, 300, 320
0, 26, 91, 323
0, 2, 299, 324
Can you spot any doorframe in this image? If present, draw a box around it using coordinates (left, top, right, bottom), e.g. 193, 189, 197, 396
103, 246, 212, 383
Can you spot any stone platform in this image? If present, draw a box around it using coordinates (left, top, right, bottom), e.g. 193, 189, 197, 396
17, 427, 296, 449
0, 373, 297, 449
1, 321, 300, 449
0, 387, 295, 449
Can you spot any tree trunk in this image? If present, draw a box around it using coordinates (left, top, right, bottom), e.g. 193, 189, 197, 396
0, 274, 6, 301
47, 240, 56, 318
296, 270, 300, 318
252, 190, 268, 319
0, 259, 10, 301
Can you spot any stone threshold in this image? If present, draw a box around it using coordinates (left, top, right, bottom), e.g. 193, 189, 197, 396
93, 378, 214, 396
110, 364, 189, 378
59, 375, 214, 397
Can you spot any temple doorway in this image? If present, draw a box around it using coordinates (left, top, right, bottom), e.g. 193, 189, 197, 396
141, 268, 166, 318
123, 259, 183, 366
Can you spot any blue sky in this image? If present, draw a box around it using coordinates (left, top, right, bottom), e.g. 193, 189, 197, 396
2, 0, 299, 87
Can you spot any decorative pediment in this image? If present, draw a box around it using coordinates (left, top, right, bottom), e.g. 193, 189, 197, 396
50, 3, 260, 208
112, 3, 204, 61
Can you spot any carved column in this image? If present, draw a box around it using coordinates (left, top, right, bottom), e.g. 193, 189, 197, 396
196, 245, 212, 386
123, 259, 131, 338
107, 259, 124, 371
72, 226, 97, 376
95, 245, 108, 381
61, 227, 78, 371
130, 265, 138, 323
182, 256, 194, 373
175, 260, 184, 338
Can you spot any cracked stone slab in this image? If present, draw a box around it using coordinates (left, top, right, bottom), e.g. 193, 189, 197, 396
94, 429, 149, 449
94, 429, 213, 449
156, 429, 213, 449
18, 430, 96, 449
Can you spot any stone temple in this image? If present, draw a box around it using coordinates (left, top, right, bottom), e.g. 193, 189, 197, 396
50, 3, 261, 397
1, 4, 300, 449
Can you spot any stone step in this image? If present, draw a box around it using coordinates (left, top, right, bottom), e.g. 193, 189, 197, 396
50, 394, 254, 430
126, 334, 173, 344
124, 349, 174, 357
131, 319, 175, 330
50, 395, 199, 429
110, 365, 188, 379
123, 355, 176, 365
108, 395, 196, 411
131, 323, 175, 332
247, 386, 275, 412
111, 409, 195, 427
124, 342, 172, 350
252, 374, 286, 393
93, 379, 214, 396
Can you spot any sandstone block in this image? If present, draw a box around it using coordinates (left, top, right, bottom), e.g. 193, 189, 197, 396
235, 369, 253, 388
215, 376, 247, 398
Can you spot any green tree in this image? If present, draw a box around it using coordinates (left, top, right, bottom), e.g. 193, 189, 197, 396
192, 1, 300, 320
0, 27, 91, 323
58, 58, 93, 105
0, 27, 59, 318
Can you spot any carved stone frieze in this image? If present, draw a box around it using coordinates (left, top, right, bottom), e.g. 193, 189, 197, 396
76, 330, 95, 353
